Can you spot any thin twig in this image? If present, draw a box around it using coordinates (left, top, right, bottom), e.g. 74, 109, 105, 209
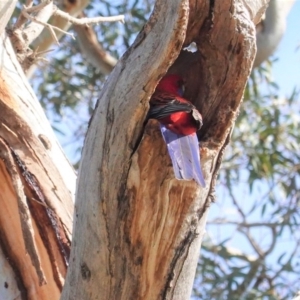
208, 219, 291, 228
262, 227, 277, 257
239, 227, 264, 257
53, 7, 125, 25
22, 6, 75, 45
14, 0, 35, 29
229, 186, 246, 220
20, 2, 124, 47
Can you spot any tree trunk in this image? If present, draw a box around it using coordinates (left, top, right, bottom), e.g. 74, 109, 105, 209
62, 0, 269, 299
0, 4, 75, 298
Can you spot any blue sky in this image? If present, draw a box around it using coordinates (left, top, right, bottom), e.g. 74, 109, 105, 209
273, 0, 300, 95
205, 2, 300, 295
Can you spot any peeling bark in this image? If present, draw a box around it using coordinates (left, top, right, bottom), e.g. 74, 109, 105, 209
0, 33, 75, 299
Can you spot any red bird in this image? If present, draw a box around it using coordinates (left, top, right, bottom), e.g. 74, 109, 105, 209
148, 74, 205, 187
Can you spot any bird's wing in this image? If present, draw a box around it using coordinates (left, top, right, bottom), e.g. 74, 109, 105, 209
148, 92, 193, 120
160, 124, 206, 187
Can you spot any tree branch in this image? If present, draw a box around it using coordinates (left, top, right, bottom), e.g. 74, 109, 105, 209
208, 220, 289, 228
21, 5, 75, 45
0, 0, 18, 34
204, 243, 257, 263
73, 12, 117, 74
14, 0, 48, 29
53, 7, 124, 25
10, 0, 123, 73
28, 0, 95, 67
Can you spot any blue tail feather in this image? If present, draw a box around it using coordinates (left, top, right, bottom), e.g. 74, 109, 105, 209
160, 125, 206, 187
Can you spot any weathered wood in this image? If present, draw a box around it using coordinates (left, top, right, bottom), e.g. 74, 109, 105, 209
0, 33, 75, 300
62, 0, 269, 299
61, 0, 191, 299
0, 0, 17, 35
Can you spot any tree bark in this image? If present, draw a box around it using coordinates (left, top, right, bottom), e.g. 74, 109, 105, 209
62, 0, 269, 299
0, 0, 17, 35
0, 32, 75, 299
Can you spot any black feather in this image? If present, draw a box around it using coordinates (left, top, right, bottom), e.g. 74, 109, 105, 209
148, 93, 194, 120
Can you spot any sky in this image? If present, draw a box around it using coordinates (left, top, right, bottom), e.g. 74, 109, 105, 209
209, 0, 300, 230
273, 0, 300, 95
205, 2, 300, 295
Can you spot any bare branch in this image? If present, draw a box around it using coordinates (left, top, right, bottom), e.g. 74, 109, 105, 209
21, 6, 75, 45
7, 1, 55, 72
228, 185, 246, 221
254, 0, 296, 67
29, 0, 91, 60
73, 12, 117, 74
15, 1, 54, 47
208, 219, 290, 228
14, 0, 47, 29
233, 261, 261, 298
262, 227, 277, 257
53, 7, 125, 25
238, 227, 265, 257
12, 0, 123, 74
204, 243, 257, 263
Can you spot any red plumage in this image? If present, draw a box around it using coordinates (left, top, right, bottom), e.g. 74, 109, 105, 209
148, 74, 206, 187
148, 74, 203, 135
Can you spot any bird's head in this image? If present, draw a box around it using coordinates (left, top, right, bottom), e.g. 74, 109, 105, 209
156, 74, 185, 96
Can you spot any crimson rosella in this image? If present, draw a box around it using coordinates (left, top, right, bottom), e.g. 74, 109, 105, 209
148, 74, 205, 187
